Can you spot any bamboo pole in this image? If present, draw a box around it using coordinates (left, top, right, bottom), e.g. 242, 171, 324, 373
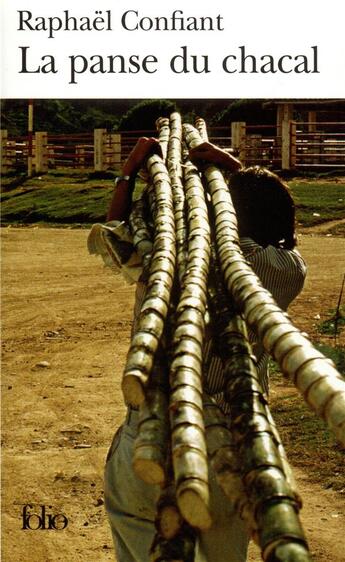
129, 196, 153, 277
144, 116, 205, 553
156, 117, 170, 162
195, 117, 209, 142
204, 399, 245, 508
167, 112, 188, 284
183, 122, 345, 447
133, 355, 170, 485
121, 154, 176, 407
206, 249, 309, 557
184, 120, 312, 560
168, 117, 212, 531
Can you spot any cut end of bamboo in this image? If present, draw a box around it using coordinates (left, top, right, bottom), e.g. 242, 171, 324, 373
264, 540, 313, 562
122, 373, 146, 408
133, 457, 166, 486
158, 505, 183, 540
177, 482, 212, 531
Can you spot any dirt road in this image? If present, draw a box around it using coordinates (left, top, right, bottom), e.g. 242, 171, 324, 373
1, 228, 345, 562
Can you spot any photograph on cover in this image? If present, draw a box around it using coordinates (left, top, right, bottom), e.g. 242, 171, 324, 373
1, 99, 345, 562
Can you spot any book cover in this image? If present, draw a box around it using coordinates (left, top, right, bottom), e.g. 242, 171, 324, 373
1, 1, 345, 561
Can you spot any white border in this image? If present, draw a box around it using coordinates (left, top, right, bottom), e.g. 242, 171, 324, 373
1, 0, 345, 98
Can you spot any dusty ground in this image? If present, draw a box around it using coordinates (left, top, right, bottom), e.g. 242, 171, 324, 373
1, 227, 345, 562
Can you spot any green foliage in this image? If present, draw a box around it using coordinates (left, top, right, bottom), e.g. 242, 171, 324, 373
313, 341, 345, 374
2, 98, 231, 136
1, 100, 120, 135
117, 99, 177, 131
77, 106, 119, 131
211, 99, 275, 126
2, 98, 344, 140
1, 100, 28, 136
317, 305, 345, 338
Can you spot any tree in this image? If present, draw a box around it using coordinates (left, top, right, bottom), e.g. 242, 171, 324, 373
0, 99, 121, 135
117, 99, 177, 131
211, 100, 275, 126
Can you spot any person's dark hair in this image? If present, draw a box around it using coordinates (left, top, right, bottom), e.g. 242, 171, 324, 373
229, 166, 297, 249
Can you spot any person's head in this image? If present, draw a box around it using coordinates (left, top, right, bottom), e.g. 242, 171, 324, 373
229, 166, 297, 249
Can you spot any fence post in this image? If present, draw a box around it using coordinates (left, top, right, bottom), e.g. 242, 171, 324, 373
276, 104, 293, 165
35, 132, 48, 173
308, 111, 317, 133
290, 121, 296, 168
76, 145, 85, 168
1, 130, 8, 174
282, 120, 296, 170
276, 104, 293, 139
247, 134, 262, 166
111, 133, 122, 169
281, 120, 290, 170
94, 128, 106, 171
231, 122, 246, 163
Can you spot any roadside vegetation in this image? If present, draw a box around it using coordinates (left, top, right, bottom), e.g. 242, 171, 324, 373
1, 172, 113, 225
270, 304, 345, 491
270, 374, 345, 491
1, 170, 344, 230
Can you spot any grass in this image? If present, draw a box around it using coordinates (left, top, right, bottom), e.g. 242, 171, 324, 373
1, 186, 108, 224
317, 305, 345, 339
269, 336, 345, 490
1, 173, 113, 225
270, 379, 345, 491
289, 180, 345, 226
1, 171, 344, 227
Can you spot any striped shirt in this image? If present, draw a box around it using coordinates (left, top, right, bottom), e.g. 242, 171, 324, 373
132, 238, 306, 414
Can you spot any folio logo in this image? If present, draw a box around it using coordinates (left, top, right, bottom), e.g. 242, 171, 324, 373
22, 504, 68, 530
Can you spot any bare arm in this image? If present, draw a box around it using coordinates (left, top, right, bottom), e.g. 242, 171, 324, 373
189, 142, 242, 173
107, 137, 161, 222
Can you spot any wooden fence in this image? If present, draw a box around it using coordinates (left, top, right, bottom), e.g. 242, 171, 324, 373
1, 121, 345, 175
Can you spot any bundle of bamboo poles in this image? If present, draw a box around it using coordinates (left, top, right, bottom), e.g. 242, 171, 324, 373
118, 113, 345, 562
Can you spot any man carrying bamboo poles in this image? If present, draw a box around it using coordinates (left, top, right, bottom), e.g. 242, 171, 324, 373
89, 122, 307, 562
